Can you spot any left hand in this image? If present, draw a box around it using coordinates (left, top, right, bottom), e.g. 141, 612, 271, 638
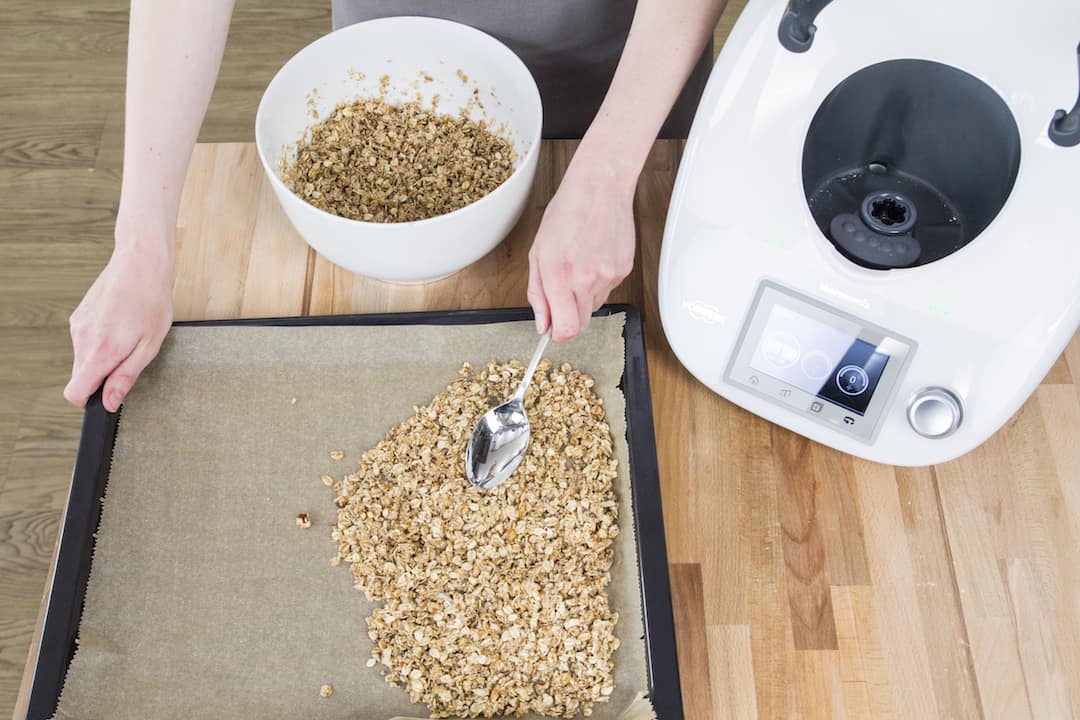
527, 149, 637, 342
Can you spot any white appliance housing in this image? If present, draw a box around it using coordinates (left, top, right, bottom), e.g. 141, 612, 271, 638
659, 0, 1080, 466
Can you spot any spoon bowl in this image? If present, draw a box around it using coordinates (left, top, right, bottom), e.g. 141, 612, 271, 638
465, 330, 551, 490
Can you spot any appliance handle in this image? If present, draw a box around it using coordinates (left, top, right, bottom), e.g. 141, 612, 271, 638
1049, 42, 1080, 147
778, 0, 835, 53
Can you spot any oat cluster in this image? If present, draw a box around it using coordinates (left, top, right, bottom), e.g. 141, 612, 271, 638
329, 359, 620, 717
284, 97, 516, 223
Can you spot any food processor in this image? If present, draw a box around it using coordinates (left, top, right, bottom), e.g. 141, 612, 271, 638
659, 0, 1080, 465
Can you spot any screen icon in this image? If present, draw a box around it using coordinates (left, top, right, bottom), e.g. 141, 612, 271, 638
810, 401, 823, 413
836, 365, 870, 396
779, 388, 791, 398
801, 350, 833, 381
762, 332, 801, 369
843, 416, 855, 425
748, 375, 759, 385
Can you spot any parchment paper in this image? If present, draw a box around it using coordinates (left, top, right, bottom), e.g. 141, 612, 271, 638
54, 315, 652, 720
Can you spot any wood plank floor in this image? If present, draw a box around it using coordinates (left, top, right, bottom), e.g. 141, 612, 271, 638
3, 1, 1079, 719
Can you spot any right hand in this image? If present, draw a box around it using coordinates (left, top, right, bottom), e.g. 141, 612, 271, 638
65, 233, 174, 413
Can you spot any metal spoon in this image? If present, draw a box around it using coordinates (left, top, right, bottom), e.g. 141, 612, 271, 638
465, 330, 551, 490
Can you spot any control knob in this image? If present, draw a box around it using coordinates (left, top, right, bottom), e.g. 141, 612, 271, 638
907, 388, 963, 439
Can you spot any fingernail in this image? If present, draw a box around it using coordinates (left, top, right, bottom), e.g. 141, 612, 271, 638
108, 392, 122, 411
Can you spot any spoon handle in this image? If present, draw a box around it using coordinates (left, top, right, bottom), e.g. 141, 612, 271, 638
512, 330, 552, 402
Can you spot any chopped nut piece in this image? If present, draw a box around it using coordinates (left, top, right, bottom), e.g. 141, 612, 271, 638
320, 474, 334, 487
319, 683, 334, 698
295, 512, 312, 529
282, 96, 515, 223
329, 450, 345, 461
290, 396, 298, 406
329, 359, 618, 717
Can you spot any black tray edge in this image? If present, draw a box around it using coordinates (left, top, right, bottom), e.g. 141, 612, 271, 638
620, 309, 684, 719
26, 304, 684, 720
26, 391, 119, 720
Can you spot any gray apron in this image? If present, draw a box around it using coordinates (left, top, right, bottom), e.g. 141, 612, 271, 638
332, 1, 711, 138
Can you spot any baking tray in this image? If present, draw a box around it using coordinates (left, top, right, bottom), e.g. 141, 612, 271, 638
24, 304, 683, 720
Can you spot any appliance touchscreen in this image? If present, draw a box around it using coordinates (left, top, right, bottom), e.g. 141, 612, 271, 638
750, 304, 890, 415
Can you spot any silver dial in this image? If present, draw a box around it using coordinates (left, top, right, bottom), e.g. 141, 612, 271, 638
907, 388, 963, 439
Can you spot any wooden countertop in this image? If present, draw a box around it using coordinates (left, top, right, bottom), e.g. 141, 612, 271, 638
15, 142, 1080, 719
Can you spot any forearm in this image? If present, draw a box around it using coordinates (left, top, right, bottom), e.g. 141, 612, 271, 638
577, 0, 726, 190
116, 0, 236, 256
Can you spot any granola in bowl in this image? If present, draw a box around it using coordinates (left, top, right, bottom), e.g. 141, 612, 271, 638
283, 96, 517, 224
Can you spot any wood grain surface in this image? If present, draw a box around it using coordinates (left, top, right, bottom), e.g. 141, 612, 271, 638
19, 140, 1080, 720
3, 1, 1079, 718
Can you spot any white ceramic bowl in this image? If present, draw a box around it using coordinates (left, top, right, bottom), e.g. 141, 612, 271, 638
255, 16, 543, 283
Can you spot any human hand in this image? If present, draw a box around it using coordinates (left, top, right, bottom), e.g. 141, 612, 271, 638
65, 229, 174, 413
527, 149, 636, 342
